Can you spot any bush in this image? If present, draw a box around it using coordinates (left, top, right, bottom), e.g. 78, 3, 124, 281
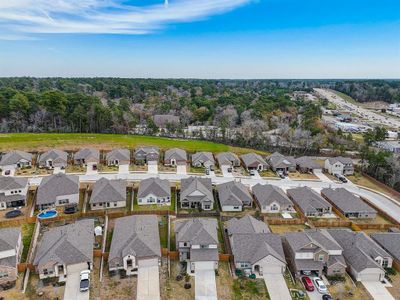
385, 267, 397, 276
326, 275, 345, 282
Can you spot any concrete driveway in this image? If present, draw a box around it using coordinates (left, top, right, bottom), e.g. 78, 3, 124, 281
362, 281, 395, 300
250, 170, 261, 179
176, 164, 187, 175
195, 262, 217, 300
86, 163, 98, 175
147, 163, 158, 174
118, 164, 129, 174
313, 170, 332, 183
137, 259, 160, 300
262, 272, 291, 300
221, 165, 233, 178
63, 266, 90, 300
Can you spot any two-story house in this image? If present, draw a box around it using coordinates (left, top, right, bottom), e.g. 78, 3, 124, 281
180, 177, 214, 210
0, 227, 22, 288
33, 219, 94, 282
283, 229, 346, 278
175, 218, 219, 273
108, 215, 161, 276
0, 176, 28, 210
137, 177, 171, 206
325, 156, 354, 176
134, 147, 160, 164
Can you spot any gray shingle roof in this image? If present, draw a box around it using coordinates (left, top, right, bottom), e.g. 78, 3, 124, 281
217, 181, 252, 207
180, 177, 213, 203
231, 233, 285, 265
226, 215, 269, 235
36, 173, 79, 205
192, 152, 215, 167
0, 150, 32, 166
0, 176, 28, 190
327, 229, 391, 273
38, 149, 68, 167
267, 152, 296, 169
106, 149, 130, 163
137, 177, 170, 198
191, 248, 219, 262
284, 229, 342, 252
370, 233, 400, 261
252, 184, 293, 207
216, 152, 239, 166
240, 153, 268, 168
175, 218, 218, 245
34, 219, 94, 267
90, 178, 126, 204
165, 148, 187, 162
295, 156, 322, 170
134, 147, 159, 156
109, 215, 161, 268
327, 156, 353, 165
0, 227, 20, 252
286, 187, 331, 214
321, 188, 376, 214
74, 148, 100, 163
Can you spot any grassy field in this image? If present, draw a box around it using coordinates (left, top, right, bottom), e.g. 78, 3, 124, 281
0, 133, 265, 154
332, 90, 359, 104
21, 223, 35, 263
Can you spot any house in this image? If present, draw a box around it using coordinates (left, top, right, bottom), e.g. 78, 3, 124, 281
191, 152, 215, 169
266, 152, 296, 174
240, 153, 268, 171
108, 215, 161, 276
375, 140, 400, 154
283, 229, 346, 277
286, 187, 332, 217
321, 188, 377, 219
134, 147, 160, 164
36, 173, 79, 210
217, 181, 253, 212
252, 184, 294, 213
325, 156, 354, 175
328, 229, 392, 281
33, 219, 94, 282
89, 178, 126, 210
73, 148, 100, 166
0, 176, 28, 210
38, 149, 68, 169
295, 156, 322, 173
216, 152, 240, 167
137, 177, 171, 205
106, 148, 130, 166
153, 114, 180, 128
226, 215, 270, 236
0, 227, 22, 288
0, 150, 32, 175
175, 218, 219, 273
164, 148, 187, 166
371, 233, 400, 265
180, 177, 214, 210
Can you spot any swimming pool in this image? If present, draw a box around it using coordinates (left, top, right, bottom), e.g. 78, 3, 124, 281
37, 209, 58, 220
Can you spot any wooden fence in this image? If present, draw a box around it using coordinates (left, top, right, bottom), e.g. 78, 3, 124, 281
264, 217, 305, 225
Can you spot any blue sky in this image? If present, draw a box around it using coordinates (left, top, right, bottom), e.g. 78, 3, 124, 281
0, 0, 399, 78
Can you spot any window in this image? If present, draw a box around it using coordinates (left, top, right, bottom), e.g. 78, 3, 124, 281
183, 242, 187, 247
382, 259, 389, 268
0, 272, 9, 278
234, 206, 239, 209
114, 202, 117, 207
127, 259, 133, 267
318, 254, 324, 261
204, 205, 211, 210
59, 199, 69, 205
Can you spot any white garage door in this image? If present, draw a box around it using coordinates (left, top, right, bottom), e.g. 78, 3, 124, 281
359, 272, 381, 282
195, 262, 217, 300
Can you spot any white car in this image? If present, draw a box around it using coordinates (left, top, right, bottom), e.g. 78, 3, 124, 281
80, 270, 91, 292
313, 277, 328, 294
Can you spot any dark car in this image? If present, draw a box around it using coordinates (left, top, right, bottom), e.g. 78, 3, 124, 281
339, 175, 348, 183
5, 210, 22, 219
301, 276, 314, 292
64, 203, 78, 214
322, 294, 333, 300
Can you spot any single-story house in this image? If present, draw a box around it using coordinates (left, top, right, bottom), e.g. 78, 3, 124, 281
0, 227, 22, 288
134, 147, 160, 164
252, 184, 294, 213
191, 152, 215, 169
164, 148, 187, 166
321, 188, 377, 219
73, 148, 100, 166
371, 233, 400, 265
0, 150, 32, 175
137, 177, 171, 206
106, 148, 130, 166
240, 153, 268, 171
108, 215, 161, 276
226, 215, 270, 236
267, 152, 296, 174
36, 173, 79, 210
217, 181, 253, 212
286, 187, 332, 217
324, 156, 354, 175
38, 149, 68, 169
0, 176, 28, 210
295, 157, 322, 173
180, 177, 214, 210
33, 219, 94, 282
216, 152, 240, 167
90, 178, 126, 210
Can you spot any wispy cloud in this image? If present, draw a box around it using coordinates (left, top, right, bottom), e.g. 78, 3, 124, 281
0, 0, 252, 37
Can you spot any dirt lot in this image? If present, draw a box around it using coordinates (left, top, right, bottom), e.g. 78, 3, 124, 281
289, 171, 318, 180
387, 272, 400, 299
162, 260, 194, 300
269, 224, 308, 234
328, 275, 372, 300
90, 257, 137, 300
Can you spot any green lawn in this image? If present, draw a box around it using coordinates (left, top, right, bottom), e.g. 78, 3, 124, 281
132, 189, 176, 211
0, 133, 265, 154
159, 216, 168, 248
332, 90, 358, 104
21, 223, 35, 263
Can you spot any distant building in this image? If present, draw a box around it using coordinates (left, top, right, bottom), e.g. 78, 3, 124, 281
324, 156, 354, 175
375, 140, 400, 154
153, 114, 180, 128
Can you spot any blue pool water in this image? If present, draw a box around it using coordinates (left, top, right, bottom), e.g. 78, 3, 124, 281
38, 210, 58, 219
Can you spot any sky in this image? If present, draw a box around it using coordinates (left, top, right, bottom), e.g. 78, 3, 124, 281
0, 0, 399, 78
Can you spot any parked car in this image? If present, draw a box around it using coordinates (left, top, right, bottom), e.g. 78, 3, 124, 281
301, 276, 314, 291
322, 294, 333, 300
80, 270, 91, 292
339, 176, 348, 183
64, 203, 78, 214
205, 169, 210, 175
313, 277, 328, 294
227, 167, 232, 173
5, 209, 22, 219
250, 170, 255, 176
